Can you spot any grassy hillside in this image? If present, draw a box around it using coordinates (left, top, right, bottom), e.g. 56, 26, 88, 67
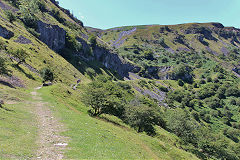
87, 23, 240, 159
0, 0, 240, 159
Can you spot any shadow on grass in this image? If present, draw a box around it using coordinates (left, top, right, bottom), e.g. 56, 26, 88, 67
94, 116, 130, 131
12, 64, 35, 80
0, 80, 15, 88
0, 105, 14, 112
59, 48, 124, 80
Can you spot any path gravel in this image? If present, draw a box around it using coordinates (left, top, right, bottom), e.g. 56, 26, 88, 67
31, 87, 68, 160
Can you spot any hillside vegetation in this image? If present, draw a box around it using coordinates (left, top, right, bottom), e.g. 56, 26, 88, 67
0, 0, 240, 159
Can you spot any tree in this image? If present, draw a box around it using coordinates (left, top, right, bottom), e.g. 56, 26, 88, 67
225, 87, 240, 97
83, 76, 132, 116
170, 64, 193, 83
204, 97, 223, 109
124, 98, 165, 135
165, 108, 198, 143
66, 33, 82, 51
84, 86, 107, 116
40, 68, 54, 82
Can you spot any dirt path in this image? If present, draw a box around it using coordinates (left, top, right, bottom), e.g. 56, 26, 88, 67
30, 88, 68, 160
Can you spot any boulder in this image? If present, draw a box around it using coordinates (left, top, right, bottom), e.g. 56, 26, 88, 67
92, 46, 140, 78
14, 35, 32, 44
43, 82, 53, 87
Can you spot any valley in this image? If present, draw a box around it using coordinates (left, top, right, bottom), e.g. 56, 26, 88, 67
0, 0, 240, 159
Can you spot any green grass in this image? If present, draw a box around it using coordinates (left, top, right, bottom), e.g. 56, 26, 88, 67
0, 87, 37, 160
38, 85, 199, 159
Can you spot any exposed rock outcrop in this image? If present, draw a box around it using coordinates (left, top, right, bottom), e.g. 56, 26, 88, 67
0, 1, 18, 12
37, 21, 66, 51
195, 34, 209, 46
184, 26, 217, 41
173, 34, 186, 44
233, 66, 240, 75
93, 46, 140, 78
159, 26, 171, 33
0, 75, 25, 88
0, 25, 14, 39
14, 35, 32, 44
138, 66, 173, 80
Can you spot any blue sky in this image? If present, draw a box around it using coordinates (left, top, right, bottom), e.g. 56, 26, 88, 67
59, 0, 240, 29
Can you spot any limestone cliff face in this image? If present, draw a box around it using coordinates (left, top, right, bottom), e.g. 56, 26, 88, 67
93, 46, 140, 78
0, 25, 14, 39
37, 21, 66, 51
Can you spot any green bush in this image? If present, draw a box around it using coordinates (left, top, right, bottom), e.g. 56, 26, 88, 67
170, 64, 193, 83
178, 79, 184, 86
168, 89, 186, 103
203, 114, 211, 123
158, 37, 165, 46
204, 97, 223, 109
197, 83, 219, 99
193, 82, 198, 88
191, 111, 200, 121
225, 87, 240, 97
66, 33, 82, 51
199, 79, 206, 84
20, 0, 40, 29
22, 15, 38, 29
229, 99, 236, 105
216, 86, 226, 99
5, 11, 16, 23
207, 77, 212, 82
40, 68, 54, 82
236, 98, 240, 106
143, 50, 154, 60
161, 57, 168, 63
158, 85, 168, 92
165, 108, 198, 143
124, 97, 165, 135
117, 82, 132, 90
83, 76, 132, 117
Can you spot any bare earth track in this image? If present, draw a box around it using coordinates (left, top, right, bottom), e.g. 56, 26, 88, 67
30, 88, 68, 160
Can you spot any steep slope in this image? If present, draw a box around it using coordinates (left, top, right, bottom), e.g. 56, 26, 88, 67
0, 0, 240, 159
88, 24, 240, 159
90, 23, 240, 79
0, 0, 201, 159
